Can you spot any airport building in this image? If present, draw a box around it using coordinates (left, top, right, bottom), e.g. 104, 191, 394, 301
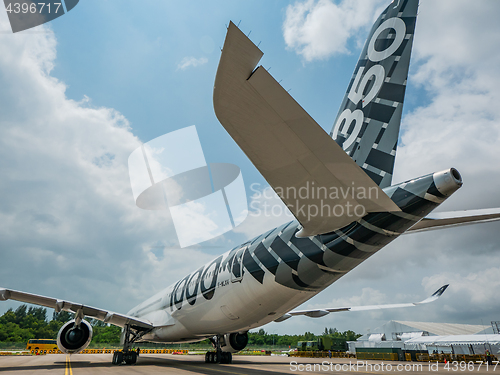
349, 320, 500, 357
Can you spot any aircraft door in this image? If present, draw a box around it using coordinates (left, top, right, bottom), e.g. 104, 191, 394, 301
230, 247, 245, 283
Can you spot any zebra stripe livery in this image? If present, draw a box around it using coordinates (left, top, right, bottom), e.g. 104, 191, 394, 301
331, 0, 418, 189
237, 172, 443, 292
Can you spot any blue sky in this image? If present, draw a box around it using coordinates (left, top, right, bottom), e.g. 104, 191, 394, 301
1, 0, 500, 339
49, 1, 360, 158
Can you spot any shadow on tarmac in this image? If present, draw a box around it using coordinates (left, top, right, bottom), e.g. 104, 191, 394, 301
0, 355, 311, 374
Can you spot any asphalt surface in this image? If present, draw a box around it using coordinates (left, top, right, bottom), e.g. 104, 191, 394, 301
0, 353, 499, 374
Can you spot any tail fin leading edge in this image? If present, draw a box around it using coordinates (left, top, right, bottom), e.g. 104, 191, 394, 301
331, 0, 419, 188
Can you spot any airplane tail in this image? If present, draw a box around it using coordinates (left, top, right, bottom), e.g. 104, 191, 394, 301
330, 0, 419, 188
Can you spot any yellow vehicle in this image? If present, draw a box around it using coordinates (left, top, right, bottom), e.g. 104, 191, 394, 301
26, 339, 58, 351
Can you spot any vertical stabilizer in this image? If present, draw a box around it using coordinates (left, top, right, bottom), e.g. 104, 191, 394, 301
330, 0, 419, 188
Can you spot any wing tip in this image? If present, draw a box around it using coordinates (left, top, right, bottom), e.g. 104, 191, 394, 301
432, 284, 449, 297
0, 288, 10, 301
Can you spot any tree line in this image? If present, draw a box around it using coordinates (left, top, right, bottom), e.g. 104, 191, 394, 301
0, 305, 121, 343
247, 327, 361, 348
0, 304, 361, 348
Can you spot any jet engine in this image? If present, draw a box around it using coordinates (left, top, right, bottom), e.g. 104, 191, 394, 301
221, 332, 248, 353
57, 319, 93, 354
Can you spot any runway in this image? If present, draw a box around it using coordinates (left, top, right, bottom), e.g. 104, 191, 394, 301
0, 353, 497, 374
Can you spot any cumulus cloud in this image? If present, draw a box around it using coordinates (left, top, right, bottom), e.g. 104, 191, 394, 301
177, 56, 208, 70
314, 287, 391, 309
273, 0, 500, 335
1, 0, 499, 339
422, 268, 500, 317
0, 13, 215, 314
233, 185, 293, 239
282, 0, 386, 61
394, 0, 500, 206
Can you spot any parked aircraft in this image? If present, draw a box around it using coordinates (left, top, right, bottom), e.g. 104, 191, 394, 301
2, 0, 499, 365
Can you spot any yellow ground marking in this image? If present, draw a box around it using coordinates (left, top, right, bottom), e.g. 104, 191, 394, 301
65, 355, 73, 375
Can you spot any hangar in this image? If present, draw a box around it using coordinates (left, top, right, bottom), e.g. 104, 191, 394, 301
350, 320, 499, 356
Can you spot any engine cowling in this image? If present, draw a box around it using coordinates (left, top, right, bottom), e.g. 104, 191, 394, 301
57, 319, 93, 354
221, 332, 248, 353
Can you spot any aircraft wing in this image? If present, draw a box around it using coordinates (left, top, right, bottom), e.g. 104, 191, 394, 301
274, 285, 448, 322
213, 22, 400, 238
0, 287, 153, 330
407, 208, 500, 233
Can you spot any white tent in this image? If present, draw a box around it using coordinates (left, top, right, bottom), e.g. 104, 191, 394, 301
404, 334, 500, 355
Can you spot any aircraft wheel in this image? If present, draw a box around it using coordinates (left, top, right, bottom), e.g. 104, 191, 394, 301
220, 352, 228, 364
112, 351, 124, 365
205, 352, 209, 363
117, 351, 124, 365
125, 351, 137, 365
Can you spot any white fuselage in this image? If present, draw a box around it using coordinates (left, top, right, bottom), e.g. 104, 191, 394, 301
126, 170, 454, 344
127, 223, 317, 343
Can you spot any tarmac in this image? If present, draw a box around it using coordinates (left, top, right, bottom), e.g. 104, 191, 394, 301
0, 353, 498, 374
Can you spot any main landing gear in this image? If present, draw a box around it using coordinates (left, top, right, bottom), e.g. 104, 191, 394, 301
111, 324, 150, 366
205, 335, 232, 364
205, 351, 232, 364
112, 350, 137, 365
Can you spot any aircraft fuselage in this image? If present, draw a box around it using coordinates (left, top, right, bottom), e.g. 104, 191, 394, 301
128, 169, 462, 343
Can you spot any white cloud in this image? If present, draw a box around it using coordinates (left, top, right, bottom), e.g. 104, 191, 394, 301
1, 0, 500, 340
233, 185, 293, 239
177, 56, 208, 70
315, 287, 391, 309
422, 268, 500, 315
394, 0, 500, 204
282, 0, 386, 61
0, 13, 215, 314
272, 0, 500, 335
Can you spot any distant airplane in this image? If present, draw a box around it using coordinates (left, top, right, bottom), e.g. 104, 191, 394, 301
2, 0, 499, 366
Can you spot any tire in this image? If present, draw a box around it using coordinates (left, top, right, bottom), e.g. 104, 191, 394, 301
219, 352, 232, 364
205, 352, 210, 363
215, 351, 221, 364
112, 351, 123, 365
116, 351, 124, 365
125, 351, 137, 365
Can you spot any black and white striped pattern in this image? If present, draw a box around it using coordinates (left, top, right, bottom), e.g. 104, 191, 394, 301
240, 172, 445, 291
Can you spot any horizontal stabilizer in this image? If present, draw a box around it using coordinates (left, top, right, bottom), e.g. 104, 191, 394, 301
274, 285, 448, 322
0, 287, 153, 330
214, 22, 400, 237
407, 208, 500, 233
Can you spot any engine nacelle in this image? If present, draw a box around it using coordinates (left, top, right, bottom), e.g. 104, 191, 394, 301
432, 168, 462, 196
57, 319, 93, 354
221, 332, 248, 353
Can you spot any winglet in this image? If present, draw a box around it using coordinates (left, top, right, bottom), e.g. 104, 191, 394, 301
417, 284, 449, 305
433, 284, 449, 297
0, 289, 10, 301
